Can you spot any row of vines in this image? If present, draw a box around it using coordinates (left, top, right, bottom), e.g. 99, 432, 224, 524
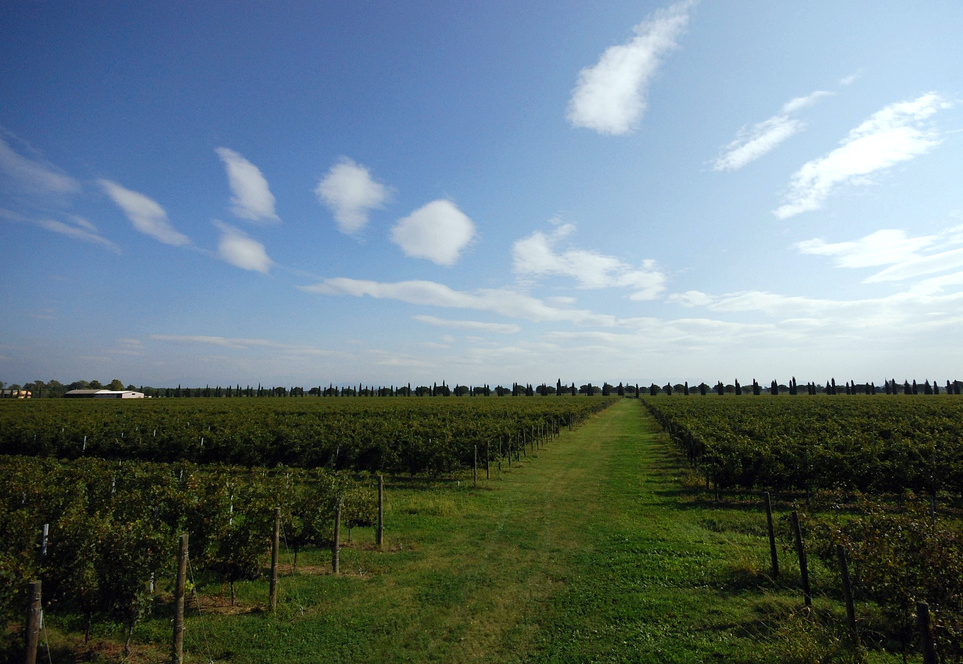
644, 395, 963, 496
2, 396, 618, 658
0, 456, 374, 652
0, 396, 616, 474
643, 396, 963, 659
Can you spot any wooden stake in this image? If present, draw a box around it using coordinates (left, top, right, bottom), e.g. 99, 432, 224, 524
377, 475, 384, 549
836, 544, 857, 640
332, 500, 341, 575
917, 601, 938, 664
25, 580, 41, 664
764, 493, 778, 578
791, 511, 811, 607
269, 507, 280, 612
172, 534, 188, 664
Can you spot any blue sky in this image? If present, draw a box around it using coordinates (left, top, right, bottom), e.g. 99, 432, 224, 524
2, 1, 962, 388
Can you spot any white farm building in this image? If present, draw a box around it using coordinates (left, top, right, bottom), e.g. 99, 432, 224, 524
64, 389, 145, 399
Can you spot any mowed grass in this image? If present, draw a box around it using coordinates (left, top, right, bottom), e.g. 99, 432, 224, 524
47, 399, 908, 662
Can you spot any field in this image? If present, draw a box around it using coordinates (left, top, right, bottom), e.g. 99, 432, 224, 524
3, 395, 961, 662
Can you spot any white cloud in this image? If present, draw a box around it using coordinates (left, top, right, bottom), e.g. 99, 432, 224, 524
213, 220, 272, 273
667, 290, 714, 307
0, 134, 80, 195
797, 225, 963, 284
215, 147, 279, 223
300, 277, 615, 326
316, 158, 389, 235
796, 229, 935, 268
390, 200, 476, 266
413, 315, 521, 334
150, 334, 338, 358
839, 70, 862, 86
35, 216, 121, 254
512, 223, 665, 300
98, 179, 191, 246
713, 90, 832, 171
667, 286, 963, 334
865, 248, 963, 283
774, 93, 948, 219
567, 0, 694, 135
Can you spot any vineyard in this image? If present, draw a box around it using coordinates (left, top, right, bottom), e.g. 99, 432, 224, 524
0, 395, 617, 661
0, 396, 614, 474
644, 394, 963, 660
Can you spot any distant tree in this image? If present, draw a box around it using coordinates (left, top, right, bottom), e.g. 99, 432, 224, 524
734, 379, 742, 396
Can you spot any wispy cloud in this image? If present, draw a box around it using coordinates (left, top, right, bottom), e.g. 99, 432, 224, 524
99, 179, 191, 246
35, 215, 122, 254
390, 200, 476, 266
713, 90, 833, 171
668, 285, 963, 333
797, 225, 963, 284
215, 147, 279, 223
150, 334, 338, 357
839, 70, 862, 86
0, 133, 80, 195
774, 93, 949, 219
316, 158, 389, 235
300, 277, 615, 326
796, 229, 935, 268
512, 222, 665, 300
867, 247, 963, 283
567, 0, 694, 135
213, 220, 272, 273
413, 315, 521, 334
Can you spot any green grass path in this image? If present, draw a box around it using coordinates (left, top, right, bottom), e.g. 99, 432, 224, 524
178, 400, 788, 663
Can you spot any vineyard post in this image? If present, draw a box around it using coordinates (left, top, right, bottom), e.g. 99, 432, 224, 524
172, 534, 188, 664
377, 475, 384, 549
473, 445, 477, 486
486, 442, 490, 480
916, 601, 938, 664
40, 523, 49, 559
764, 493, 778, 578
332, 499, 341, 575
835, 544, 857, 641
791, 511, 811, 607
25, 580, 41, 664
269, 507, 280, 612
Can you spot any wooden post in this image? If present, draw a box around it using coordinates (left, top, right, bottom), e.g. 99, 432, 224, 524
791, 511, 811, 607
917, 602, 938, 664
473, 445, 477, 485
332, 500, 341, 575
486, 442, 490, 480
172, 534, 188, 664
836, 544, 857, 640
377, 475, 384, 549
269, 507, 280, 612
25, 580, 41, 664
764, 493, 779, 578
